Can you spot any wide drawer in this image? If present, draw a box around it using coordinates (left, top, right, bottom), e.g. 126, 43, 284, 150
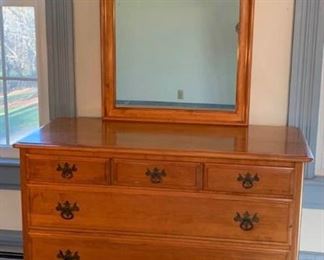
112, 159, 202, 190
28, 186, 291, 244
29, 232, 289, 260
26, 154, 109, 185
205, 164, 294, 196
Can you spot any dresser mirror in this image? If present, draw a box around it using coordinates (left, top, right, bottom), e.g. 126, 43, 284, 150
101, 0, 254, 125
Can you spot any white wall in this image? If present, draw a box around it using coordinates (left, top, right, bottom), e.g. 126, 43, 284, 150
300, 209, 324, 253
0, 190, 21, 230
74, 0, 102, 117
249, 0, 293, 125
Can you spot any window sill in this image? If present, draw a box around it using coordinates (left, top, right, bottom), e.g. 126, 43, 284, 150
0, 147, 19, 159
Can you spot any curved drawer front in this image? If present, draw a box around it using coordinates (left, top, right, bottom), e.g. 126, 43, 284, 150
26, 154, 109, 185
112, 159, 202, 190
205, 164, 294, 196
29, 187, 291, 244
29, 232, 289, 260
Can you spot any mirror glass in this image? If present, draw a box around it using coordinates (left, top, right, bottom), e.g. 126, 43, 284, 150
115, 0, 240, 110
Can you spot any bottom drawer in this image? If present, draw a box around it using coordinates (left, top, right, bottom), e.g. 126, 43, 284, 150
29, 232, 289, 260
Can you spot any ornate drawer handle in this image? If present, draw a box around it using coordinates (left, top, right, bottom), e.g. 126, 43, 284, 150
237, 173, 259, 189
56, 201, 79, 220
57, 249, 80, 260
234, 211, 259, 231
57, 163, 77, 179
145, 167, 166, 184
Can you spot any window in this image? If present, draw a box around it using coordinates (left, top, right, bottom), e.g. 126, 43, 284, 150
0, 0, 48, 157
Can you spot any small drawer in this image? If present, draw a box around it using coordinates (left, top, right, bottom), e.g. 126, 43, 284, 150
204, 164, 294, 196
112, 159, 202, 190
29, 186, 291, 244
29, 232, 289, 260
26, 154, 109, 185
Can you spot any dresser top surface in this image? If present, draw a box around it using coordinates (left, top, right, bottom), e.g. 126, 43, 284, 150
14, 118, 312, 162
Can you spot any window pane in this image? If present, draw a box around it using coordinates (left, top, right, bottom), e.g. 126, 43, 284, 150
0, 80, 6, 144
7, 80, 39, 144
3, 7, 37, 78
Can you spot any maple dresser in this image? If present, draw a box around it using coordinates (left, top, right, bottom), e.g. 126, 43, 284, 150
14, 117, 312, 260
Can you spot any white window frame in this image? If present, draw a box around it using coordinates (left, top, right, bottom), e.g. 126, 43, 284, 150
0, 0, 49, 158
315, 46, 324, 176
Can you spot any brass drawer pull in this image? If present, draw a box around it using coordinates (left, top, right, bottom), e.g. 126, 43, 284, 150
237, 173, 259, 189
234, 211, 259, 231
56, 201, 79, 220
145, 167, 166, 184
57, 249, 80, 260
57, 163, 77, 179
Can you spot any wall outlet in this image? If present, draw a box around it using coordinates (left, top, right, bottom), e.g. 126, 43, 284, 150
177, 89, 184, 100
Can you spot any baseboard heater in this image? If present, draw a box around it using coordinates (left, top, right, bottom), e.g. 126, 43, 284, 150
0, 252, 23, 259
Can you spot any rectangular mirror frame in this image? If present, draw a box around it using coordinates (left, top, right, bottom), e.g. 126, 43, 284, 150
101, 0, 254, 125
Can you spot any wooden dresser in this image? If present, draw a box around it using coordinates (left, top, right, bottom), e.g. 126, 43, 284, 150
14, 118, 312, 260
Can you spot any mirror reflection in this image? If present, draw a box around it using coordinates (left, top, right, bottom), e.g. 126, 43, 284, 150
116, 0, 240, 110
